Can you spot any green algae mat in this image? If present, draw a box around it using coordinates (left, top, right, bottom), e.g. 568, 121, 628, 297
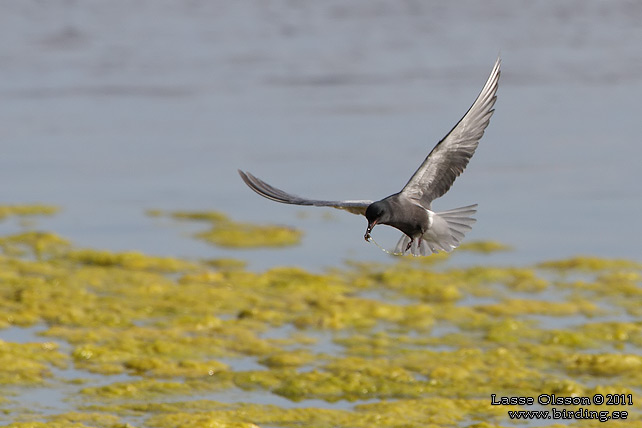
1, 205, 641, 428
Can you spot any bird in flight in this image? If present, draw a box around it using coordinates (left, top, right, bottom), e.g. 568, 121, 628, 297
239, 58, 500, 256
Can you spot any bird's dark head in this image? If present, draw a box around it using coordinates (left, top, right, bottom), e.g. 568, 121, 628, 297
364, 202, 386, 242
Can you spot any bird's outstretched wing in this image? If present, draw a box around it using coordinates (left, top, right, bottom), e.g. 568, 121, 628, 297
401, 57, 500, 207
239, 170, 372, 216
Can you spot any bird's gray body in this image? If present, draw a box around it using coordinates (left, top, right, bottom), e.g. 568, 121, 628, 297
239, 58, 501, 256
369, 195, 429, 239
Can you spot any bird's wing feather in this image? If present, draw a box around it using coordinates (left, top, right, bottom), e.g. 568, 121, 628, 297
400, 57, 500, 207
239, 170, 372, 216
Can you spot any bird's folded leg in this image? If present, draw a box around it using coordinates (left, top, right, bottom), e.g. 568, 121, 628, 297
405, 238, 414, 253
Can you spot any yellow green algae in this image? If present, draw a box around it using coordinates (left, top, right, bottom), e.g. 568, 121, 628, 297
0, 207, 641, 427
0, 204, 59, 220
149, 209, 303, 248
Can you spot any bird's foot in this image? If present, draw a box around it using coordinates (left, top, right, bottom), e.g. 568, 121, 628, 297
405, 239, 413, 253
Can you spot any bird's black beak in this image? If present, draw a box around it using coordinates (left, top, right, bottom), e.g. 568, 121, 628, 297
364, 221, 376, 242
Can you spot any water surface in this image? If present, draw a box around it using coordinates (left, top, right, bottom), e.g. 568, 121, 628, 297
1, 0, 641, 269
1, 2, 641, 426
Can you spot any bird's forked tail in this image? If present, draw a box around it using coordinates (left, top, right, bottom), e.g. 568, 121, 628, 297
395, 204, 477, 256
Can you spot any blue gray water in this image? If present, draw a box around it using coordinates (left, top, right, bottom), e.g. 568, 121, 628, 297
1, 1, 642, 424
2, 1, 641, 270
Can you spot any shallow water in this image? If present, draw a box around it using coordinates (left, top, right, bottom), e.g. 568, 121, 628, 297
1, 213, 641, 427
1, 1, 642, 427
1, 0, 641, 270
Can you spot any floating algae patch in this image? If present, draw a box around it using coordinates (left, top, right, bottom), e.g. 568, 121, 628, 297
65, 249, 198, 273
0, 339, 67, 385
0, 204, 59, 221
565, 353, 642, 376
195, 222, 301, 249
0, 231, 71, 258
150, 209, 303, 248
456, 240, 513, 254
107, 398, 509, 428
1, 221, 642, 427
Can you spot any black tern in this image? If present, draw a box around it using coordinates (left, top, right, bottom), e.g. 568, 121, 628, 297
239, 58, 500, 256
